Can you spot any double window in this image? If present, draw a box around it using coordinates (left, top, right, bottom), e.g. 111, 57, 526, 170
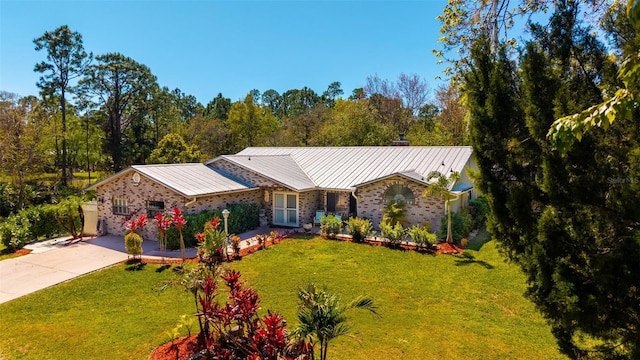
113, 198, 129, 215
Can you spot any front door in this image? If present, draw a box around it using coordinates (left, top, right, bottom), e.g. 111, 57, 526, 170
273, 192, 298, 227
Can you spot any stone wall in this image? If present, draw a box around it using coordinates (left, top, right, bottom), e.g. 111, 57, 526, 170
356, 176, 445, 231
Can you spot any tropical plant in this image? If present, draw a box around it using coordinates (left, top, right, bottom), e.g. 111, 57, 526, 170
195, 217, 226, 265
345, 217, 373, 243
153, 211, 172, 260
407, 224, 437, 249
379, 221, 405, 247
294, 282, 379, 360
194, 270, 309, 359
423, 170, 461, 243
381, 200, 406, 227
320, 215, 342, 239
169, 207, 187, 261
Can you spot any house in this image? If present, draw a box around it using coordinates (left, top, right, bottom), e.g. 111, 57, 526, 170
87, 146, 477, 239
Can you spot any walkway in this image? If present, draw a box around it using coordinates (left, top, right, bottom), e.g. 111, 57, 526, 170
0, 226, 302, 304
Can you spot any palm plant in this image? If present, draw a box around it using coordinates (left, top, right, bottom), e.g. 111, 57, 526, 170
423, 170, 461, 243
294, 283, 379, 360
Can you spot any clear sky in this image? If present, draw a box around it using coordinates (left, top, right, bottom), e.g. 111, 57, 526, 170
1, 0, 448, 104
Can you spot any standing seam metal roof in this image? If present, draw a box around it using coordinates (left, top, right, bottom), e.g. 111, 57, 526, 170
87, 163, 254, 197
221, 146, 474, 190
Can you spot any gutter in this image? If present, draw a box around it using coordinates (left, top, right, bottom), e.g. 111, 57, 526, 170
185, 197, 198, 207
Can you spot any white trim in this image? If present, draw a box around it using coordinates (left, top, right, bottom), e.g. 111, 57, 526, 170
273, 191, 299, 227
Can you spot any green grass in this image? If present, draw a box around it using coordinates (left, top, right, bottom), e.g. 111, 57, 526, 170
0, 263, 192, 360
0, 236, 566, 360
230, 237, 565, 360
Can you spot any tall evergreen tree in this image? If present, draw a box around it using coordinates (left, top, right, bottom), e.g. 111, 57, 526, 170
78, 53, 157, 170
467, 1, 640, 357
34, 25, 92, 186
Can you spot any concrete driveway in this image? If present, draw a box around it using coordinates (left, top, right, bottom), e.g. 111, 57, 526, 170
0, 235, 195, 305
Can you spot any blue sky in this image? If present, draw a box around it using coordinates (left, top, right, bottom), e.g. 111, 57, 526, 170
1, 1, 447, 104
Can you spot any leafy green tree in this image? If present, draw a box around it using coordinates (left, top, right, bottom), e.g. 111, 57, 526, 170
184, 115, 231, 158
423, 171, 461, 243
0, 92, 45, 209
226, 93, 280, 149
294, 283, 378, 360
147, 133, 202, 164
34, 25, 92, 186
313, 99, 394, 146
78, 53, 157, 170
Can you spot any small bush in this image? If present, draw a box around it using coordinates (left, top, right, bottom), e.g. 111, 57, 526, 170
320, 215, 342, 238
407, 224, 437, 248
468, 196, 489, 229
0, 212, 33, 250
439, 211, 473, 243
345, 217, 374, 243
124, 232, 143, 258
380, 221, 405, 246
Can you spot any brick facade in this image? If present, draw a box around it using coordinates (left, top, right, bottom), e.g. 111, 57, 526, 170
95, 171, 261, 240
212, 160, 321, 227
355, 176, 445, 231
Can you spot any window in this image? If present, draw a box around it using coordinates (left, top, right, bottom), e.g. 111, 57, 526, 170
113, 198, 129, 215
327, 192, 338, 213
147, 200, 165, 217
383, 185, 415, 204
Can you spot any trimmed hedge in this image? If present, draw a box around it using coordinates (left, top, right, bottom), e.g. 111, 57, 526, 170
165, 203, 260, 250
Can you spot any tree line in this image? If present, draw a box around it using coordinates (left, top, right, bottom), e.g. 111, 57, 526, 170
0, 25, 468, 198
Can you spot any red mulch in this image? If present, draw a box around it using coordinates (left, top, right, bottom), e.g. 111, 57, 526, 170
14, 248, 32, 256
435, 242, 464, 254
149, 335, 204, 360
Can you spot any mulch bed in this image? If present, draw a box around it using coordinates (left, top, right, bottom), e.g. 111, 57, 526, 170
149, 335, 203, 360
14, 248, 33, 256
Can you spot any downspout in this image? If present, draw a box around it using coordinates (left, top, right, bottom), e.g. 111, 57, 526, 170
185, 197, 197, 207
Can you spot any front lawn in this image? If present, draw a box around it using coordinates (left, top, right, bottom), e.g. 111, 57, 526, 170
0, 236, 566, 359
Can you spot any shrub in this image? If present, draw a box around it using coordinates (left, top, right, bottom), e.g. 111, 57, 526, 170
165, 203, 260, 250
439, 211, 473, 243
196, 217, 227, 264
0, 212, 33, 250
407, 224, 437, 248
380, 221, 405, 246
320, 215, 342, 238
345, 217, 373, 243
124, 232, 143, 258
469, 196, 489, 229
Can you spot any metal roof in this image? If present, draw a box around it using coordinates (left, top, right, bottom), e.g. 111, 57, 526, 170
217, 155, 317, 191
88, 163, 254, 197
212, 146, 474, 191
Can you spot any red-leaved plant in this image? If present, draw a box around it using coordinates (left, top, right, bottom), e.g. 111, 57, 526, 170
170, 207, 187, 261
195, 270, 310, 360
154, 212, 173, 261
